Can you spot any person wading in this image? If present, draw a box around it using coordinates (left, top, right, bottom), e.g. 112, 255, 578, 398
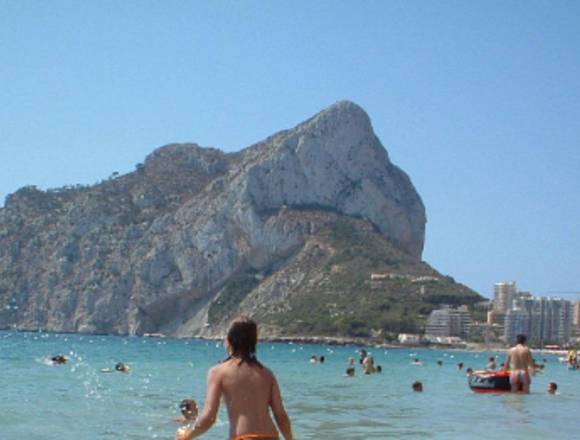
503, 334, 534, 393
176, 317, 293, 440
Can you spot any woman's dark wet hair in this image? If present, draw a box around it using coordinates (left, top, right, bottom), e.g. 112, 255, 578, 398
226, 316, 262, 367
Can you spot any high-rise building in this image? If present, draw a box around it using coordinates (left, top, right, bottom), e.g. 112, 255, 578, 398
494, 281, 517, 313
574, 301, 580, 328
504, 308, 530, 343
543, 298, 573, 344
425, 305, 472, 340
504, 296, 572, 345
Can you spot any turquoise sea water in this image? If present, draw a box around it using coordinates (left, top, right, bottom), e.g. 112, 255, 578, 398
1, 331, 579, 439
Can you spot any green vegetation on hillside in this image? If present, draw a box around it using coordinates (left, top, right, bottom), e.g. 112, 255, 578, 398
263, 217, 482, 339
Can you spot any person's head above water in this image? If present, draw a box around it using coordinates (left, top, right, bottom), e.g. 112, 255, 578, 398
412, 381, 423, 392
226, 316, 261, 366
51, 355, 67, 365
548, 382, 558, 394
516, 334, 527, 345
179, 399, 198, 420
115, 362, 129, 372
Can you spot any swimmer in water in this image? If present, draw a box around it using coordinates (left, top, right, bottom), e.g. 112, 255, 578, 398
50, 355, 67, 365
457, 362, 464, 370
175, 399, 199, 424
359, 349, 368, 365
486, 356, 496, 370
345, 367, 356, 377
362, 354, 376, 374
100, 362, 130, 373
567, 349, 577, 367
412, 381, 423, 392
411, 358, 422, 366
436, 360, 443, 366
115, 362, 130, 373
176, 316, 293, 440
548, 382, 558, 394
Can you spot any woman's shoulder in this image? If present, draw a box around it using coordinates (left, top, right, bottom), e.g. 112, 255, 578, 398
260, 364, 277, 380
208, 361, 231, 377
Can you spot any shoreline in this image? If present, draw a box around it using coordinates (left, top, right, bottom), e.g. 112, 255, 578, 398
2, 328, 569, 354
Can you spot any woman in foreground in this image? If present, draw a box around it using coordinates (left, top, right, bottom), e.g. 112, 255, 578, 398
176, 317, 293, 440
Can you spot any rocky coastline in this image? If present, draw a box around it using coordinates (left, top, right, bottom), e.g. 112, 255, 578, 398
0, 101, 480, 338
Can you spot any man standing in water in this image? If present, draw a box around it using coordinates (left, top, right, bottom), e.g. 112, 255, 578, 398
176, 317, 293, 440
503, 334, 534, 393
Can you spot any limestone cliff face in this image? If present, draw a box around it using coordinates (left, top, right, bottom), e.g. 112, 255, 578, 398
0, 101, 429, 337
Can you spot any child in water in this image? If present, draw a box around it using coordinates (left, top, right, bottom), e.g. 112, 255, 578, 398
175, 399, 198, 424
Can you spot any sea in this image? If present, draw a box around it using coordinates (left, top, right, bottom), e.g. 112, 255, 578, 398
1, 330, 578, 440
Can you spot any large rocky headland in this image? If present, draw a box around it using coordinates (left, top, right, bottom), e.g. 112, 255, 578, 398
0, 101, 481, 339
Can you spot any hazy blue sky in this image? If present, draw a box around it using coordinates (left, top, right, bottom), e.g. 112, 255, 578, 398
1, 1, 579, 298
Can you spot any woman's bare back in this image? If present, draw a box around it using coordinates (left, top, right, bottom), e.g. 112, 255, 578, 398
218, 359, 279, 437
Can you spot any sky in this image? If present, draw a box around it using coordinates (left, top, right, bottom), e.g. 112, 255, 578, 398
1, 1, 579, 299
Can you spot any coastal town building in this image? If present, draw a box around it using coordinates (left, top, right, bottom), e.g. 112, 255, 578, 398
468, 322, 502, 344
398, 333, 422, 345
574, 301, 580, 328
370, 272, 440, 283
487, 309, 504, 327
425, 305, 472, 340
504, 296, 573, 345
424, 335, 465, 346
494, 281, 517, 313
491, 282, 532, 327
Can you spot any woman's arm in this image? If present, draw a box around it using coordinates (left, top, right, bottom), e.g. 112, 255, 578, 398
176, 367, 222, 440
269, 375, 293, 440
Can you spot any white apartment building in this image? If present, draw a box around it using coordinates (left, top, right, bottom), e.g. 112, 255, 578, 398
425, 305, 472, 340
494, 281, 517, 313
504, 296, 573, 345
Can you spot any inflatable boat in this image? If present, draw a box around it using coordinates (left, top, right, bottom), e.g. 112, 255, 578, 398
468, 370, 511, 393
